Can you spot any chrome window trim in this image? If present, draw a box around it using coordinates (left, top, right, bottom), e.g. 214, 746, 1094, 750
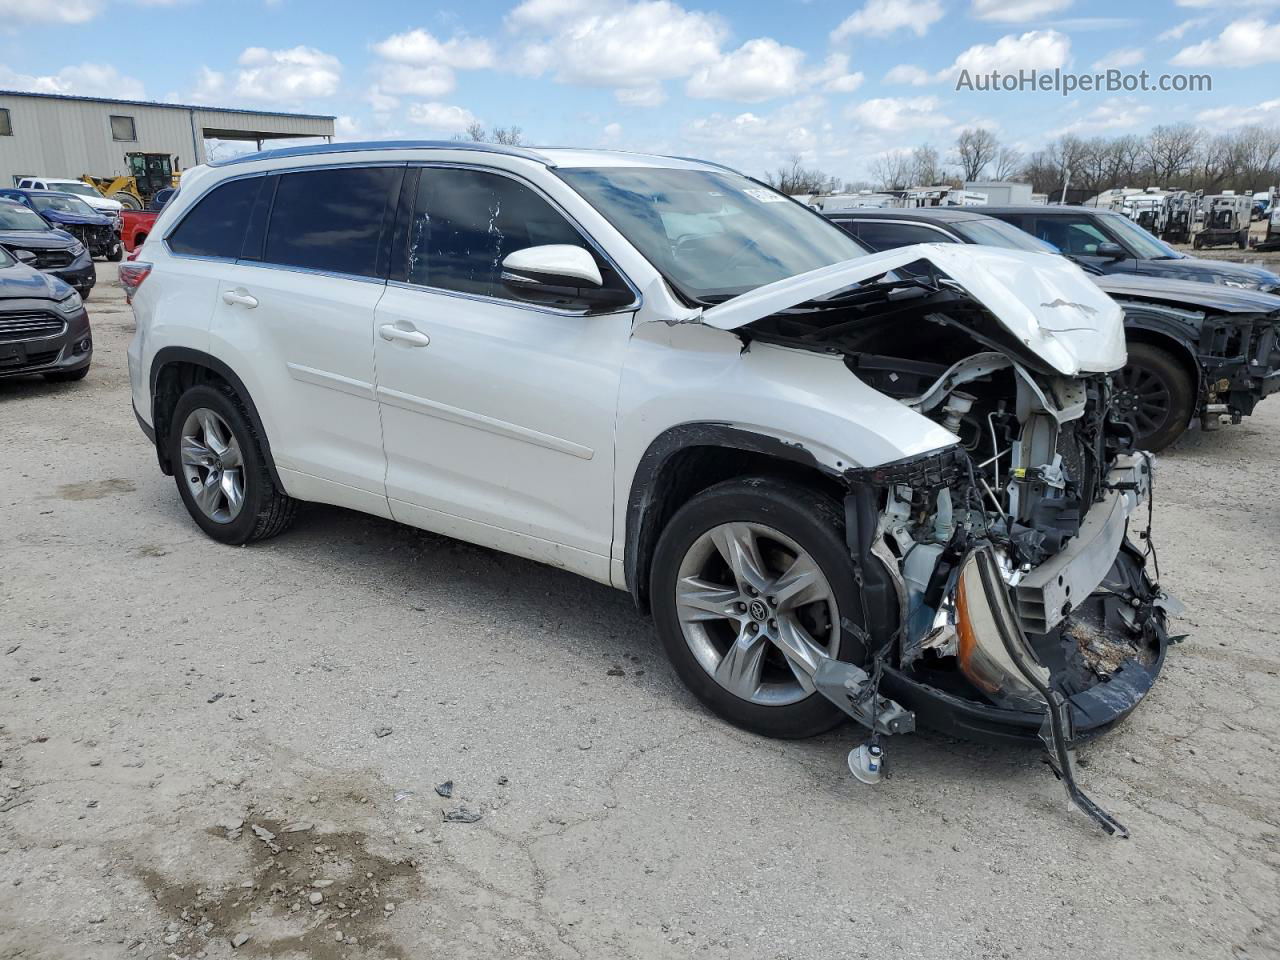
839, 218, 960, 242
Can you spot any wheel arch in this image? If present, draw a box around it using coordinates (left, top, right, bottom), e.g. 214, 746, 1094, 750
1118, 310, 1204, 399
148, 347, 284, 489
623, 423, 848, 613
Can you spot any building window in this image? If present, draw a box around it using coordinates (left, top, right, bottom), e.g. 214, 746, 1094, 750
110, 115, 137, 141
0, 109, 12, 137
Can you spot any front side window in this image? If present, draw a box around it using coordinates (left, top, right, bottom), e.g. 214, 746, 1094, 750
263, 166, 401, 278
1099, 212, 1182, 259
110, 115, 137, 141
556, 166, 864, 303
952, 218, 1057, 253
168, 176, 262, 258
404, 166, 628, 302
1027, 216, 1112, 256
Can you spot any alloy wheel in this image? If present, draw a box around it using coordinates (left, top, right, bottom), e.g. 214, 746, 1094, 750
1113, 363, 1172, 439
674, 521, 840, 706
179, 408, 246, 524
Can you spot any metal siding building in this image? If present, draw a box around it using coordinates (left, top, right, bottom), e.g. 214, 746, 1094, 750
0, 91, 333, 184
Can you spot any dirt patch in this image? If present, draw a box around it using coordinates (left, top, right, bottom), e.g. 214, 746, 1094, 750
140, 813, 420, 959
49, 477, 136, 500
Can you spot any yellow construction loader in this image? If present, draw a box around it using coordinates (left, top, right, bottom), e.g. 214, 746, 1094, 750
83, 152, 181, 210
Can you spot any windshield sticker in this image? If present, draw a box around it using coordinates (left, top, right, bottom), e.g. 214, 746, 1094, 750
743, 188, 787, 203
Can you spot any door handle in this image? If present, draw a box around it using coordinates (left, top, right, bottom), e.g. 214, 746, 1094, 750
221, 290, 258, 308
379, 324, 431, 347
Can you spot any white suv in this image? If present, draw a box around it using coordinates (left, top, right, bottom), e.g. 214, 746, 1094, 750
125, 142, 1173, 828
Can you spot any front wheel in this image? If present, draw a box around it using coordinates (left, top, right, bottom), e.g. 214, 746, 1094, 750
107, 243, 123, 262
650, 477, 876, 739
1113, 342, 1195, 451
167, 383, 298, 544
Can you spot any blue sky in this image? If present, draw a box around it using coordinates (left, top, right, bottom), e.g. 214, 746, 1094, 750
2, 0, 1278, 180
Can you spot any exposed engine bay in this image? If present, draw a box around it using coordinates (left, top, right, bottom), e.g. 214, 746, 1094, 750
737, 268, 1177, 836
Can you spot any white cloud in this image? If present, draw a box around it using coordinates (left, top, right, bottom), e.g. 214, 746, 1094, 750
1091, 47, 1144, 70
847, 96, 950, 133
1157, 17, 1208, 41
603, 121, 623, 138
405, 102, 478, 132
971, 0, 1072, 23
1174, 0, 1280, 7
374, 63, 456, 98
191, 66, 226, 102
0, 62, 145, 99
1049, 97, 1151, 135
683, 96, 828, 166
616, 84, 667, 107
366, 86, 400, 113
513, 0, 726, 100
884, 64, 933, 85
686, 40, 862, 102
831, 0, 944, 40
1172, 18, 1280, 66
1195, 97, 1280, 125
947, 29, 1072, 78
233, 46, 342, 101
372, 29, 494, 69
0, 0, 101, 23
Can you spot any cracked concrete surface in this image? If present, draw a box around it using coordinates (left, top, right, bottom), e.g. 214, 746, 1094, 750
1, 265, 1278, 960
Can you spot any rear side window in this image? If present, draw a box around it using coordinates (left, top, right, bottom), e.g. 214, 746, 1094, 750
404, 167, 624, 300
167, 176, 261, 259
263, 166, 401, 278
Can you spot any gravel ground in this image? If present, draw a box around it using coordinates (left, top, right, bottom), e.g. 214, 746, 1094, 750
1, 264, 1278, 960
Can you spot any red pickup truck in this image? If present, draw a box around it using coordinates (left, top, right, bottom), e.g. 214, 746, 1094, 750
120, 209, 160, 253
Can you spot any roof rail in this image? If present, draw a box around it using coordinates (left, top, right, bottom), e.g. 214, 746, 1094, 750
209, 139, 555, 168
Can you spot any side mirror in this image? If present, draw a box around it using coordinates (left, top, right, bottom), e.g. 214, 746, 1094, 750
13, 249, 36, 264
501, 245, 633, 311
1096, 241, 1126, 260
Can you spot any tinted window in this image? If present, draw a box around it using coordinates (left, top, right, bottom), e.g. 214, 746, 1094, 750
264, 167, 401, 278
406, 167, 625, 300
1026, 216, 1111, 255
851, 220, 958, 252
168, 176, 261, 259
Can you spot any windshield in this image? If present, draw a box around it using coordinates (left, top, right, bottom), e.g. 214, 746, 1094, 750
51, 182, 104, 200
952, 218, 1057, 254
0, 201, 51, 231
1100, 212, 1183, 259
556, 166, 866, 302
31, 193, 97, 217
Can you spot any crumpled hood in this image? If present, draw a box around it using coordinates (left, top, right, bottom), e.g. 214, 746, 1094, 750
42, 210, 112, 226
699, 244, 1127, 376
1095, 272, 1280, 314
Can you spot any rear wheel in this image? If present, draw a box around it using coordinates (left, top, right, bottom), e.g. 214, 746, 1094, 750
1113, 342, 1195, 451
167, 383, 297, 544
107, 243, 123, 262
650, 477, 874, 739
111, 192, 142, 210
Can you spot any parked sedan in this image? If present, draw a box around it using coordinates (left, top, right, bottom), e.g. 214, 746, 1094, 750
0, 198, 96, 300
978, 204, 1280, 294
0, 242, 92, 383
0, 188, 122, 262
825, 207, 1280, 449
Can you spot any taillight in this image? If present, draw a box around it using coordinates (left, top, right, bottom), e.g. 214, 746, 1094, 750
118, 260, 152, 302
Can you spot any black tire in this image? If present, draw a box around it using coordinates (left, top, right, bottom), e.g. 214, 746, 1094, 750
43, 364, 89, 383
78, 286, 91, 302
167, 382, 297, 545
1113, 342, 1195, 451
1193, 235, 1203, 250
650, 476, 880, 739
107, 243, 123, 262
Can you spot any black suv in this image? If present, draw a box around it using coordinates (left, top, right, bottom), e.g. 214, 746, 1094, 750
0, 243, 92, 382
824, 206, 1280, 449
976, 204, 1280, 293
0, 198, 97, 299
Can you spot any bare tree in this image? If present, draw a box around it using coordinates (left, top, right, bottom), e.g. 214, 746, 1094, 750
992, 145, 1022, 181
869, 151, 912, 191
457, 123, 524, 145
910, 143, 944, 186
954, 128, 999, 182
1144, 124, 1201, 184
764, 154, 839, 195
